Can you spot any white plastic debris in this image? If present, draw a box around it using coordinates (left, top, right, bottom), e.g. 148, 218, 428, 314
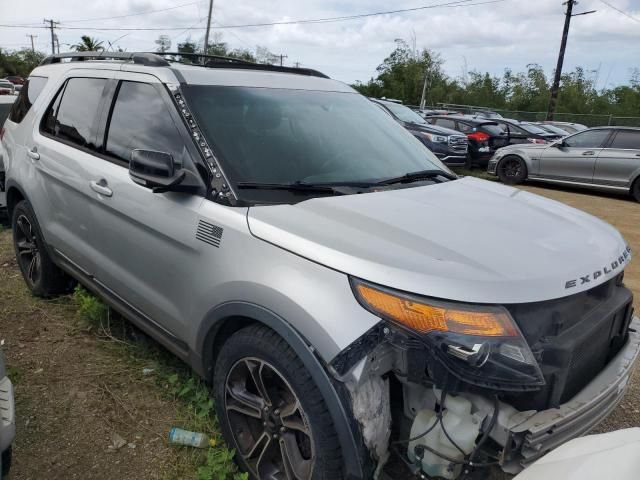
515, 428, 640, 480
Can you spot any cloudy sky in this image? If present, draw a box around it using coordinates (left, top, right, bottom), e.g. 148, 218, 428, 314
1, 0, 639, 88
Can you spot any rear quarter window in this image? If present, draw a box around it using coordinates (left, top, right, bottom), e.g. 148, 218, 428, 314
610, 130, 640, 150
8, 76, 48, 124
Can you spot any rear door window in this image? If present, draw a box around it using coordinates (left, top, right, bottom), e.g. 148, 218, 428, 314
104, 81, 187, 166
609, 130, 640, 150
435, 118, 456, 130
41, 77, 108, 151
8, 76, 48, 123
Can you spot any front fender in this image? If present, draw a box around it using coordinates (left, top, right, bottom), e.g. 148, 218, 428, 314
196, 301, 371, 480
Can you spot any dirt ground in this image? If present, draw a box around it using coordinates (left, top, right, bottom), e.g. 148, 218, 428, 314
0, 228, 211, 479
0, 181, 638, 479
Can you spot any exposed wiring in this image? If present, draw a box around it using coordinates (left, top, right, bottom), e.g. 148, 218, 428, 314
468, 395, 500, 464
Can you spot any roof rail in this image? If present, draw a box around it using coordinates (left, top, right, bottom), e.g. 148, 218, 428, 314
149, 51, 330, 78
38, 50, 329, 79
39, 51, 170, 67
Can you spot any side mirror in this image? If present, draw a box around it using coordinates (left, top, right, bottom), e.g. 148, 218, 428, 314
129, 149, 186, 192
552, 139, 566, 148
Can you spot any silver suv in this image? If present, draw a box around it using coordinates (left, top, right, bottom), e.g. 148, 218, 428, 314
1, 52, 639, 479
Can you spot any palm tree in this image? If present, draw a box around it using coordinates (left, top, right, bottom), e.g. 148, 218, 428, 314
72, 36, 104, 52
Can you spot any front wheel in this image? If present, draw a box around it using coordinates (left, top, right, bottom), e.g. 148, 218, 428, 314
497, 155, 528, 185
213, 325, 344, 480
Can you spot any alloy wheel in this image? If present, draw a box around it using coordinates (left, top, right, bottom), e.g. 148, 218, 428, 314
500, 157, 523, 179
225, 357, 315, 480
15, 214, 42, 287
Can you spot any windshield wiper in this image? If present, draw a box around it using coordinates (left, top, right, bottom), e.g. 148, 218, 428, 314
374, 169, 457, 186
236, 181, 347, 195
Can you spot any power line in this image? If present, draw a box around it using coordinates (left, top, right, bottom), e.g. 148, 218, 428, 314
0, 0, 512, 31
599, 0, 640, 24
58, 1, 204, 24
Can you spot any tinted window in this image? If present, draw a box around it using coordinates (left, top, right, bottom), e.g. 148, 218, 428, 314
478, 123, 505, 136
8, 76, 48, 123
457, 122, 473, 133
564, 129, 610, 148
105, 81, 186, 165
610, 130, 640, 150
435, 118, 456, 130
41, 78, 107, 150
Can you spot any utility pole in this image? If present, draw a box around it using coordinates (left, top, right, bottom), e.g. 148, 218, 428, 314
26, 34, 37, 53
203, 0, 214, 57
43, 19, 59, 55
278, 54, 288, 66
294, 61, 300, 68
546, 1, 596, 120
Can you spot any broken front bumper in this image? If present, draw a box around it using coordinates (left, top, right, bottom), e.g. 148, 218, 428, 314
504, 315, 640, 471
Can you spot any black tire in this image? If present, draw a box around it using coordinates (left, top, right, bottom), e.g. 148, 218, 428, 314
11, 200, 75, 297
497, 155, 527, 185
1, 446, 12, 478
213, 325, 343, 480
631, 178, 640, 203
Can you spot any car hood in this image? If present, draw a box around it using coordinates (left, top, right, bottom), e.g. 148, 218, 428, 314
499, 143, 550, 152
247, 177, 631, 304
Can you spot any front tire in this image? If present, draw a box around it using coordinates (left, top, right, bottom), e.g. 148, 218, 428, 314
11, 200, 75, 297
497, 155, 528, 185
213, 325, 343, 480
631, 178, 640, 203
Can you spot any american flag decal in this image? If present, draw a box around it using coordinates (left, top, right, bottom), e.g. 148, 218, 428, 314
196, 220, 223, 248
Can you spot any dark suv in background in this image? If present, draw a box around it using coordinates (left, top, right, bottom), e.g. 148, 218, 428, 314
428, 115, 509, 167
372, 99, 468, 166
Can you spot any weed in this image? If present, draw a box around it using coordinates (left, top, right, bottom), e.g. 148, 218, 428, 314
6, 364, 22, 385
72, 286, 242, 480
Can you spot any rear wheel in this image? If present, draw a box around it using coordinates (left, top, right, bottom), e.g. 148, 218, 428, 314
11, 200, 75, 297
213, 325, 343, 480
631, 178, 640, 203
497, 155, 527, 185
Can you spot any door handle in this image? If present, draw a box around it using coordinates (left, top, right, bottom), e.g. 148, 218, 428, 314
582, 151, 595, 156
27, 147, 40, 160
90, 179, 113, 197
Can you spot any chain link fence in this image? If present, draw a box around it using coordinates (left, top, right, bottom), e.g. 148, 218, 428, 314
425, 103, 640, 128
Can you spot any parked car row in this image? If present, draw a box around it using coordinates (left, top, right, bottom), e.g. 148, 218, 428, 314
0, 76, 24, 97
372, 100, 601, 169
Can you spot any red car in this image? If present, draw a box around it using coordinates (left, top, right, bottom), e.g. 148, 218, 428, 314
4, 76, 24, 85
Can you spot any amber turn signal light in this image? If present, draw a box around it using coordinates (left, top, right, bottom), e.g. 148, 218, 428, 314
355, 283, 518, 337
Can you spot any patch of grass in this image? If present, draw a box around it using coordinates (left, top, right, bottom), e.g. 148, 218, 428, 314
6, 364, 22, 385
451, 167, 498, 182
72, 286, 246, 480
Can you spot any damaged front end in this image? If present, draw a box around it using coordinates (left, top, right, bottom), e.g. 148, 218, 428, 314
330, 277, 640, 479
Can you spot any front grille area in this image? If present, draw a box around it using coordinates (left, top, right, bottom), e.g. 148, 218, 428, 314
504, 275, 633, 410
448, 136, 468, 153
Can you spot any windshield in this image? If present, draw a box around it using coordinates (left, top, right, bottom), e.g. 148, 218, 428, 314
183, 86, 448, 188
383, 102, 427, 124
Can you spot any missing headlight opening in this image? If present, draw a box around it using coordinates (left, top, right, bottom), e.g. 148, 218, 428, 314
336, 276, 640, 479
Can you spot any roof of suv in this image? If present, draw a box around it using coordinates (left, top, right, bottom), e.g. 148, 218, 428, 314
34, 51, 354, 93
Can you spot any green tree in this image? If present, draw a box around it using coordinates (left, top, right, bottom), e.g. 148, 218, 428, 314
154, 35, 172, 53
0, 48, 46, 77
71, 36, 104, 52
